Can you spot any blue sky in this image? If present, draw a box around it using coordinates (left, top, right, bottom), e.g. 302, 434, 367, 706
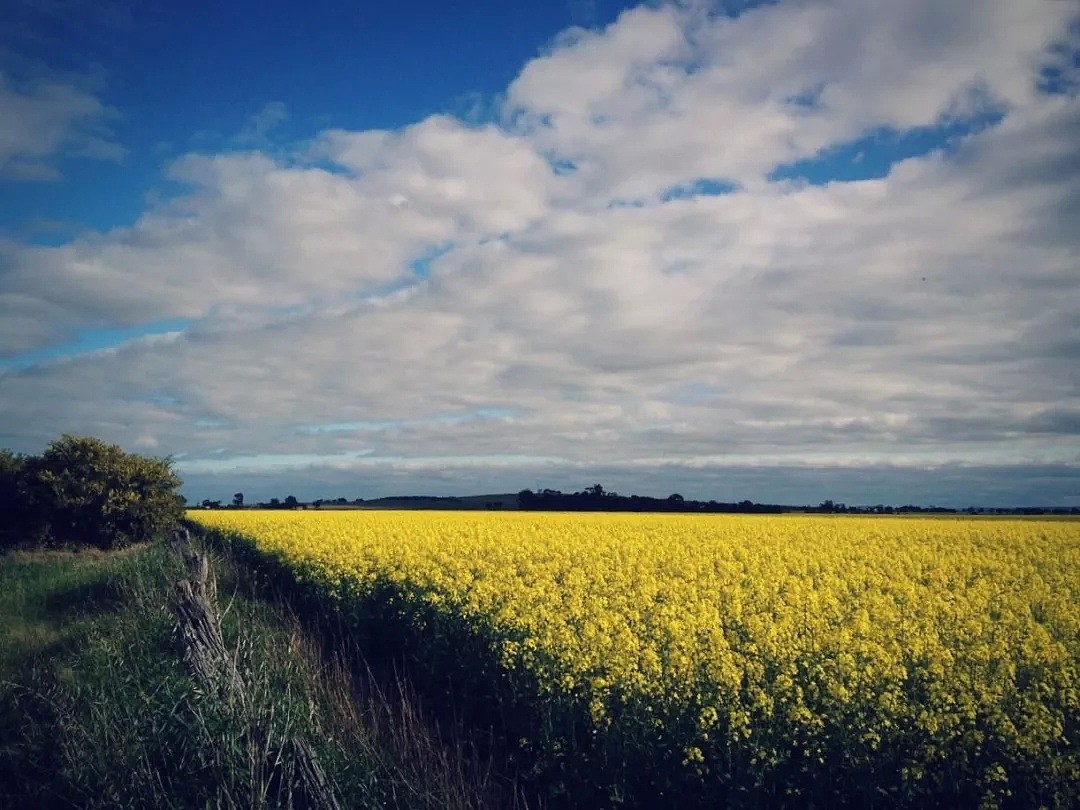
1, 0, 1078, 505
0, 0, 637, 236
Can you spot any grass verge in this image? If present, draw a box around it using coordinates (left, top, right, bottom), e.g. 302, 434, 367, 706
0, 539, 514, 808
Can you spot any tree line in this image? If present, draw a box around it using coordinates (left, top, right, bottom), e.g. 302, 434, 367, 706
516, 485, 791, 513
514, 486, 1079, 515
193, 485, 1079, 515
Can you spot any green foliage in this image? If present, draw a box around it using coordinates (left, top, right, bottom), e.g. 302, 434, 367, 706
2, 435, 184, 551
0, 449, 28, 537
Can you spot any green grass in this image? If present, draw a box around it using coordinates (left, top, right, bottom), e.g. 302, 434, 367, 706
0, 539, 515, 809
0, 543, 195, 807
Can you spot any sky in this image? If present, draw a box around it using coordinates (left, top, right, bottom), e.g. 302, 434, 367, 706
1, 0, 1078, 507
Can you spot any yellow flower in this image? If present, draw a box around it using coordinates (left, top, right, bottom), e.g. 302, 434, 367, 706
191, 509, 1080, 801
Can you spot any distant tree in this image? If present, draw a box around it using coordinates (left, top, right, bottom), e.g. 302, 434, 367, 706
269, 497, 281, 508
232, 492, 244, 508
312, 499, 324, 509
284, 495, 299, 509
667, 493, 685, 505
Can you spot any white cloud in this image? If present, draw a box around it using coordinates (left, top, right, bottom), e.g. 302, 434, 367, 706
0, 0, 1077, 504
235, 101, 289, 145
0, 115, 562, 353
505, 0, 1075, 198
0, 71, 124, 179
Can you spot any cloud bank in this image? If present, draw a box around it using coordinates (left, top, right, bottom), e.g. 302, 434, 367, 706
1, 0, 1078, 505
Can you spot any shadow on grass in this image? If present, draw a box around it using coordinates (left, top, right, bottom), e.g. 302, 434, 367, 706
43, 575, 127, 616
1, 532, 537, 809
0, 549, 152, 679
0, 544, 189, 809
203, 527, 544, 810
204, 527, 536, 810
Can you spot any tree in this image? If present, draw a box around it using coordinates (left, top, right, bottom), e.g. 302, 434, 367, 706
284, 495, 299, 509
14, 435, 183, 550
0, 449, 33, 546
232, 492, 244, 508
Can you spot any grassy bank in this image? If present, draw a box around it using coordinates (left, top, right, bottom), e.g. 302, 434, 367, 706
0, 538, 514, 809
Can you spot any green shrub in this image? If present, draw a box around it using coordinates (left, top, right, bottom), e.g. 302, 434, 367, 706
0, 449, 34, 548
3, 435, 184, 550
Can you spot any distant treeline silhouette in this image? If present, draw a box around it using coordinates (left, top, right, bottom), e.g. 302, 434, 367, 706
517, 485, 788, 513
515, 486, 1080, 515
193, 485, 1079, 515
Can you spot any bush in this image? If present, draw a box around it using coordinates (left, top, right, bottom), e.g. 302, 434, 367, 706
0, 450, 32, 548
2, 435, 184, 551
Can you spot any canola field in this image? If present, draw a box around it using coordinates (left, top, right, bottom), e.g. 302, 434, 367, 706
191, 510, 1079, 807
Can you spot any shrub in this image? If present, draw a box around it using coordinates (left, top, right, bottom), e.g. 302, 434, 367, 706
4, 435, 184, 550
0, 449, 31, 548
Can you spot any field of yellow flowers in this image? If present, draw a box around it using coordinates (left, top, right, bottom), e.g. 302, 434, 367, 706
191, 510, 1079, 807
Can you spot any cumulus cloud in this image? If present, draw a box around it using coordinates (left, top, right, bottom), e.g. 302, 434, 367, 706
1, 0, 1078, 504
505, 0, 1074, 198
